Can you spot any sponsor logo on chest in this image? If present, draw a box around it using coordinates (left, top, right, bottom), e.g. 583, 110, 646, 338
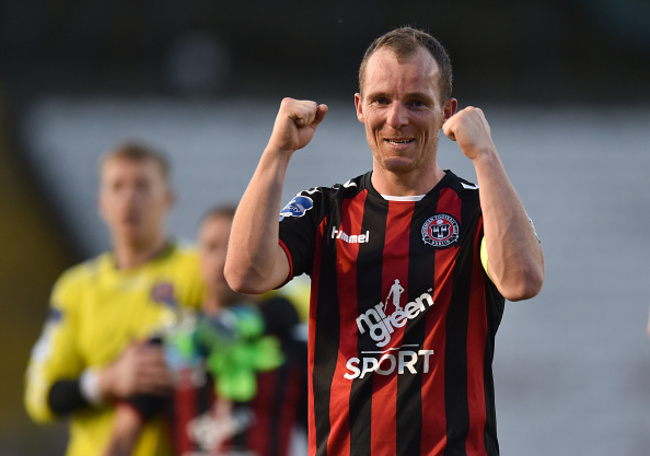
344, 280, 436, 380
356, 282, 433, 348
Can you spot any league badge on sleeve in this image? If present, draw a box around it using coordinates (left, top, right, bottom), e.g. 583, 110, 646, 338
421, 214, 459, 248
279, 195, 314, 220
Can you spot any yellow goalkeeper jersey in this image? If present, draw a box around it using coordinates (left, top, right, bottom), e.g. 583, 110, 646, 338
25, 242, 205, 456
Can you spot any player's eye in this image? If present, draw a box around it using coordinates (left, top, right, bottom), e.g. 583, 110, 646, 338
109, 181, 124, 192
407, 99, 426, 108
370, 96, 389, 105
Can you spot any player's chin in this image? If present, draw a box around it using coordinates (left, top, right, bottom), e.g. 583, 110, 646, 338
380, 156, 419, 174
117, 225, 144, 241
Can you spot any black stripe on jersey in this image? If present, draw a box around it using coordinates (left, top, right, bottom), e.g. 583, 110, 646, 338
394, 195, 438, 455
483, 279, 505, 455
443, 190, 478, 456
313, 218, 340, 456
349, 194, 387, 455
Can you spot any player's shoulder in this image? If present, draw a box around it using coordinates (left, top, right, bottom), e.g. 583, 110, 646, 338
279, 172, 370, 222
50, 252, 109, 306
157, 240, 203, 280
442, 170, 479, 194
301, 171, 369, 199
168, 239, 200, 260
55, 253, 107, 286
334, 172, 369, 193
309, 172, 369, 204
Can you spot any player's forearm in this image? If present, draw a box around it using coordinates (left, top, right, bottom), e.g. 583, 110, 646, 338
24, 309, 87, 423
473, 149, 544, 301
102, 405, 145, 456
225, 147, 291, 294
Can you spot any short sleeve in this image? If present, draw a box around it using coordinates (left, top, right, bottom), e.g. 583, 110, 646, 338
278, 190, 322, 278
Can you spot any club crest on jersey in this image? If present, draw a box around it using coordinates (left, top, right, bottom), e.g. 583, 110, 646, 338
279, 195, 313, 219
151, 282, 178, 309
421, 214, 459, 248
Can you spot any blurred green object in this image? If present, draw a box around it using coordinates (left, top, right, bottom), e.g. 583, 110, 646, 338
164, 304, 284, 402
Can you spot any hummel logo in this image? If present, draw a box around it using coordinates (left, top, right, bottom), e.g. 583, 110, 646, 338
331, 226, 370, 244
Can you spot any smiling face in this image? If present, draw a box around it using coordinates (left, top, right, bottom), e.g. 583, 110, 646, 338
355, 46, 456, 188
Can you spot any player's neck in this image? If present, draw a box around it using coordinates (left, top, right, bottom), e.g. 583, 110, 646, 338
112, 235, 169, 270
372, 166, 446, 197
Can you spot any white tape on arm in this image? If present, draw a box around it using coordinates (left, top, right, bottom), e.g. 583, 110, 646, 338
79, 368, 103, 405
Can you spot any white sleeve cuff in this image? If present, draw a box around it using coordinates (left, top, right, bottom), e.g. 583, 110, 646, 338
79, 369, 103, 405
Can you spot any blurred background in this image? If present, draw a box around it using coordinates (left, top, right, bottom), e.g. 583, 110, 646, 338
1, 1, 650, 454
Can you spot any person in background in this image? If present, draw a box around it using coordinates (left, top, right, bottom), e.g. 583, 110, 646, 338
224, 26, 544, 456
24, 141, 205, 456
103, 205, 308, 456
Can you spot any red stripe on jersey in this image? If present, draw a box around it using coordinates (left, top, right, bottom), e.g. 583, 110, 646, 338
276, 363, 306, 456
328, 193, 367, 456
308, 219, 326, 456
370, 200, 414, 455
421, 187, 463, 453
247, 370, 277, 454
466, 220, 488, 455
279, 239, 294, 282
174, 369, 199, 454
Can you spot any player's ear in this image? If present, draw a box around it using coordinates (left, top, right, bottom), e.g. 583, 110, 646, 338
354, 93, 365, 123
443, 98, 458, 122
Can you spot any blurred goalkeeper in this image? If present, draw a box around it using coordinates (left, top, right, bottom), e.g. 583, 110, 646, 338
24, 141, 205, 456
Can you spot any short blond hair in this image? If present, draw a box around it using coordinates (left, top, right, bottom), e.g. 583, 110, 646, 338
99, 140, 171, 182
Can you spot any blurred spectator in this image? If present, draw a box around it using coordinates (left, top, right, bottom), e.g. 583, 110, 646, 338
24, 141, 205, 456
103, 205, 308, 456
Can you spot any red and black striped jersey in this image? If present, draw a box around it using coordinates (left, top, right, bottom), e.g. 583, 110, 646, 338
169, 363, 307, 456
279, 170, 505, 456
160, 298, 308, 455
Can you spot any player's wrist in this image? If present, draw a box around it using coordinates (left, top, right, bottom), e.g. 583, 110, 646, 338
467, 144, 499, 164
95, 363, 123, 402
263, 143, 296, 163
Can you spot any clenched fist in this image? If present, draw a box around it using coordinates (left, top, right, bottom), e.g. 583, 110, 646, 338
267, 97, 328, 156
442, 106, 496, 161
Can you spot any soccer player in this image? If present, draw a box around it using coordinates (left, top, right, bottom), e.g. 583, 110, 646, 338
224, 26, 545, 456
102, 205, 308, 456
24, 141, 205, 456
